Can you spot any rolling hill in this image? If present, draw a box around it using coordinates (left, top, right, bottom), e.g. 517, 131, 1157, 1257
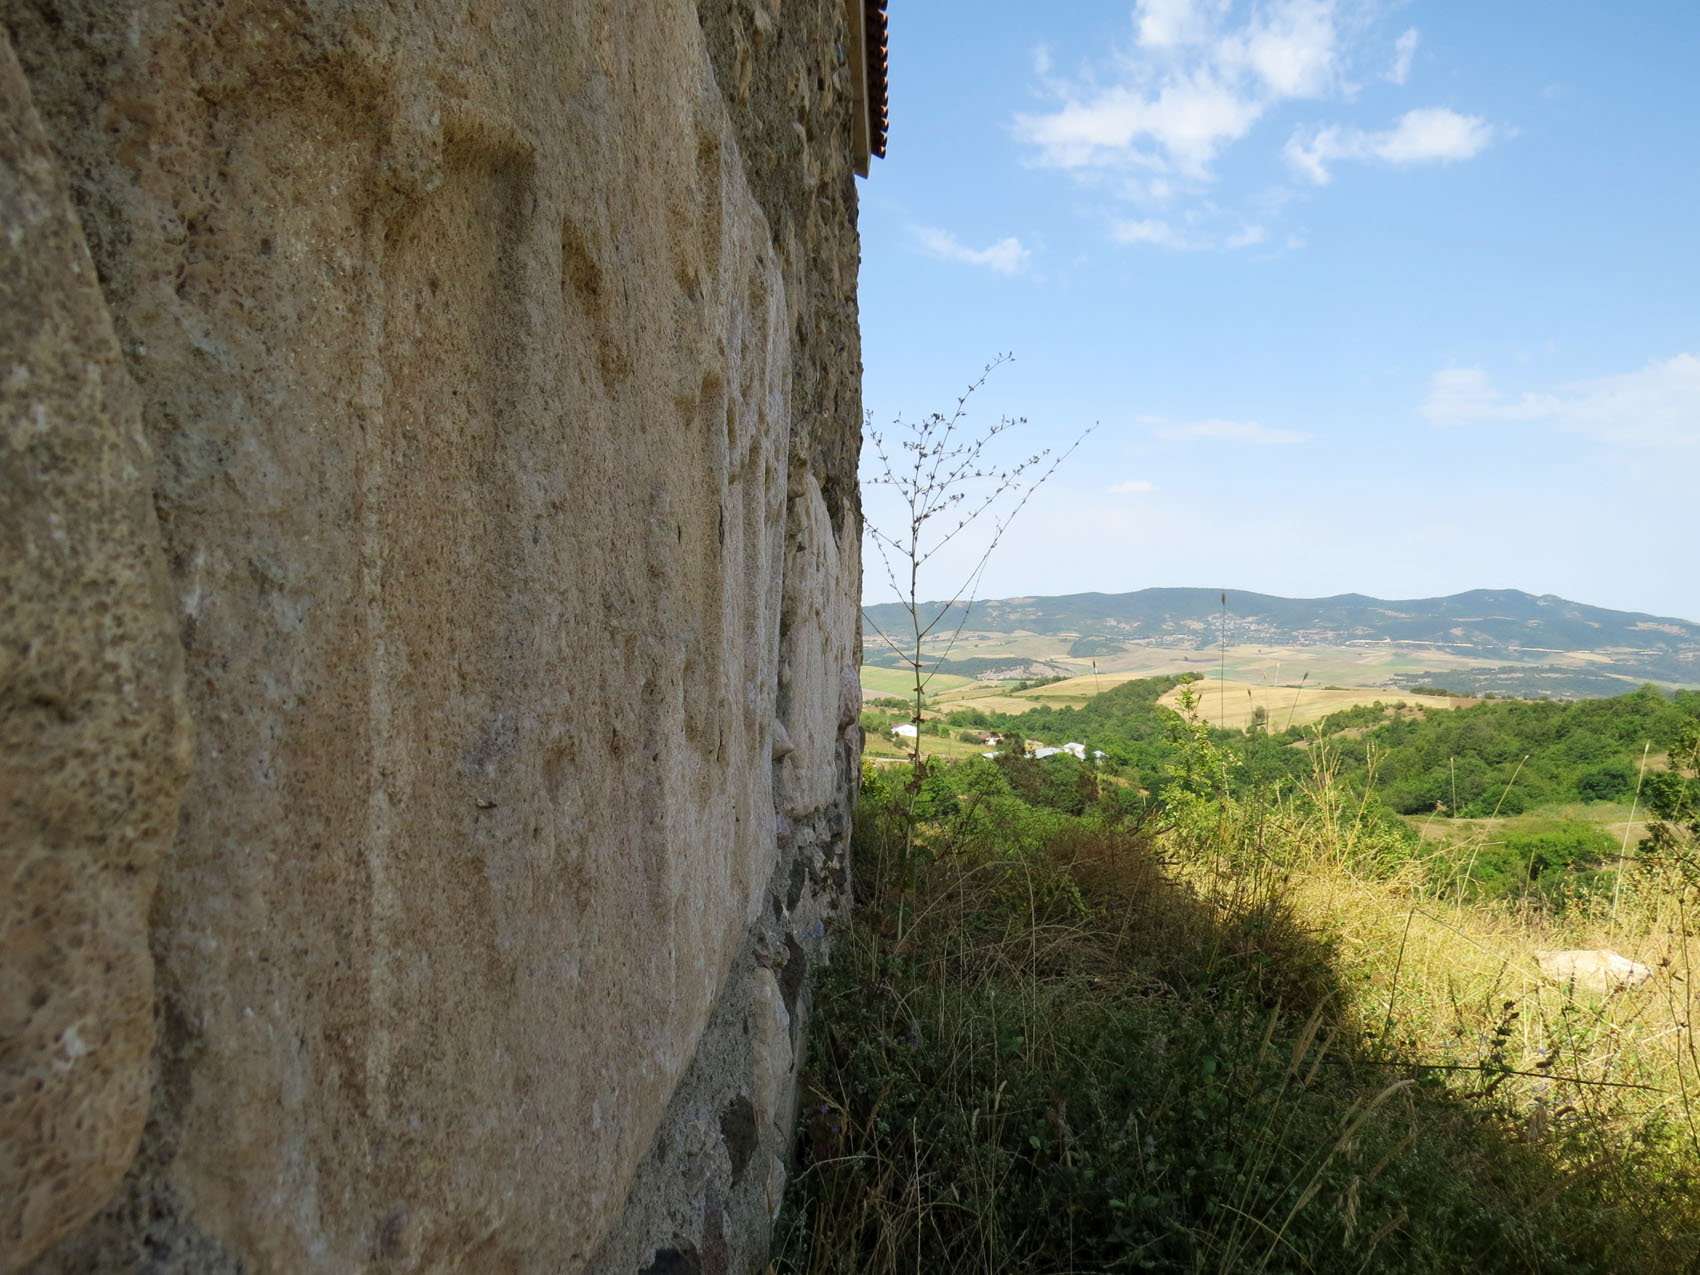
862, 588, 1700, 697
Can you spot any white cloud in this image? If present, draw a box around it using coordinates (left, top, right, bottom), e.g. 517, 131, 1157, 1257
1135, 0, 1227, 50
1111, 216, 1267, 252
1112, 217, 1203, 249
1017, 78, 1263, 178
1153, 417, 1314, 444
1016, 5, 1495, 251
1422, 356, 1700, 448
1388, 27, 1418, 85
1015, 0, 1343, 181
912, 227, 1031, 274
1286, 107, 1496, 183
1106, 478, 1160, 494
1223, 0, 1340, 98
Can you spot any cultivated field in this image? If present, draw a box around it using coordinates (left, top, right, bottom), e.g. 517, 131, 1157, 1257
858, 665, 976, 699
1157, 678, 1469, 730
868, 663, 1475, 731
921, 633, 1513, 685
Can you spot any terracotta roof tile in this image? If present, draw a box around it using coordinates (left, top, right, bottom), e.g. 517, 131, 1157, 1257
865, 0, 889, 159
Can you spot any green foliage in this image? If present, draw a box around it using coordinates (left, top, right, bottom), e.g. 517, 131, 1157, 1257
1302, 701, 1396, 735
1009, 672, 1070, 692
1438, 820, 1619, 905
1577, 760, 1638, 803
953, 674, 1695, 836
1337, 685, 1698, 817
1642, 718, 1700, 868
992, 751, 1098, 818
980, 673, 1190, 789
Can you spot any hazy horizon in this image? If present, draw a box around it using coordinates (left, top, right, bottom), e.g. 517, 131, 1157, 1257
864, 584, 1700, 628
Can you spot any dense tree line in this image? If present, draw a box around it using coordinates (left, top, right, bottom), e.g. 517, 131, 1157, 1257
1326, 685, 1700, 816
944, 677, 1700, 820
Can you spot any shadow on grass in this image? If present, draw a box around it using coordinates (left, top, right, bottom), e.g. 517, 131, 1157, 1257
774, 797, 1700, 1275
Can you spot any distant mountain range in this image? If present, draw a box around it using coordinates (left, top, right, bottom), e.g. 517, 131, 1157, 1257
862, 588, 1700, 695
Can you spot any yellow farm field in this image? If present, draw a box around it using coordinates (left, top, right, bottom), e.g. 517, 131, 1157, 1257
1157, 679, 1468, 730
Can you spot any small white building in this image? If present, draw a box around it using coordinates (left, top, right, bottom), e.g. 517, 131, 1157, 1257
1062, 742, 1086, 760
890, 722, 918, 739
1032, 746, 1063, 759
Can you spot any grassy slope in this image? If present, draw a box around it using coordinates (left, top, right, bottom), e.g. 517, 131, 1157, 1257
779, 744, 1700, 1273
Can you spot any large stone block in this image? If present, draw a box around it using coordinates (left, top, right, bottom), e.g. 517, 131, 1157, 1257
0, 30, 192, 1270
6, 1, 861, 1270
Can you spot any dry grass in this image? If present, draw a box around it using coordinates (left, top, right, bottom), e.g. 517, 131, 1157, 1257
1156, 679, 1468, 730
1293, 855, 1700, 1167
777, 745, 1700, 1274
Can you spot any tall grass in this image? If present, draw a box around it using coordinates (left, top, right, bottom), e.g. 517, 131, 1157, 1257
773, 736, 1700, 1273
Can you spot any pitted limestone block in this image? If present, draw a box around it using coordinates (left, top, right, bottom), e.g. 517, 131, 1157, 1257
775, 471, 858, 819
9, 1, 799, 1269
0, 30, 191, 1271
10, 0, 864, 1268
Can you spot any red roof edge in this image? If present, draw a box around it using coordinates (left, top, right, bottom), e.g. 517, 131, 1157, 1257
865, 1, 889, 160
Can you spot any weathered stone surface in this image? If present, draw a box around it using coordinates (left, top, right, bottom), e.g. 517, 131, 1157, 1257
6, 0, 862, 1271
0, 27, 192, 1269
584, 7, 863, 1268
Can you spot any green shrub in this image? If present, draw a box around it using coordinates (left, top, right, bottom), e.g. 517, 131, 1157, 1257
1441, 820, 1618, 905
1577, 760, 1638, 802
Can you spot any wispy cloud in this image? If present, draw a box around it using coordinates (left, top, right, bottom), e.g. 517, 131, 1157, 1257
1016, 0, 1343, 181
1015, 5, 1495, 247
1387, 27, 1418, 85
912, 227, 1031, 274
1153, 417, 1313, 444
1111, 216, 1268, 252
1106, 477, 1160, 494
1285, 107, 1497, 183
1423, 356, 1700, 448
1112, 218, 1204, 250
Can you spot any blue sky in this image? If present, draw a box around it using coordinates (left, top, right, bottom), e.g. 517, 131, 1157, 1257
856, 1, 1700, 622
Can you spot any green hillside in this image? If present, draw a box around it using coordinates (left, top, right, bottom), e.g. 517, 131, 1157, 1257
863, 587, 1700, 696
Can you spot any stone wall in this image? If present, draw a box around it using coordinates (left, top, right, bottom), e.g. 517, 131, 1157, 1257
1, 2, 862, 1272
